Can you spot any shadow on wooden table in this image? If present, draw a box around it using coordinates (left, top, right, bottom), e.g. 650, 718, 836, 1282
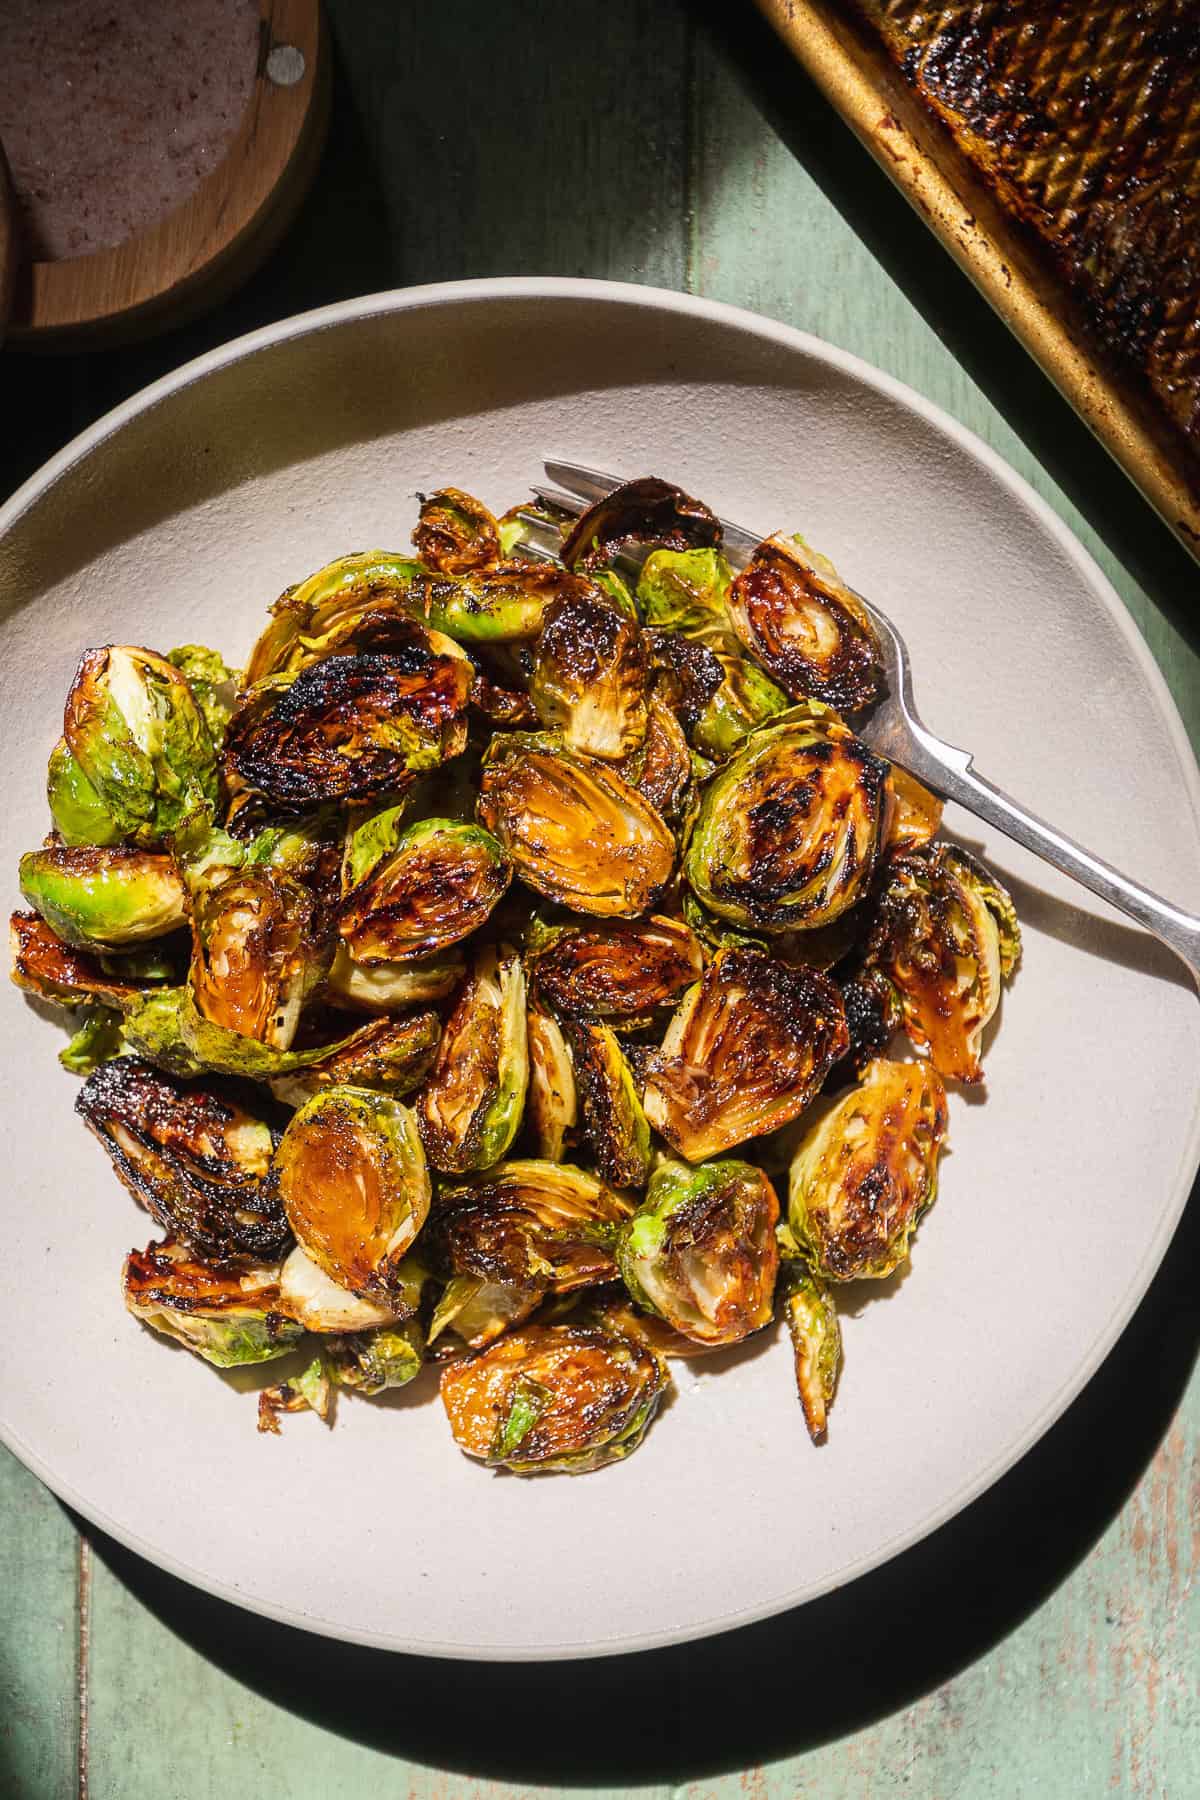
82, 1157, 1200, 1788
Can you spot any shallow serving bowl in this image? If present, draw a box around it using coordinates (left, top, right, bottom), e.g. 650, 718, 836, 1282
1, 278, 1198, 1659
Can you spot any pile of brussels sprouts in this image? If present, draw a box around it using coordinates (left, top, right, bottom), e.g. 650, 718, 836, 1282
10, 476, 1020, 1471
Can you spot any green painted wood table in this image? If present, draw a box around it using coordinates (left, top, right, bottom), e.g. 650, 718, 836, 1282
2, 5, 1197, 1796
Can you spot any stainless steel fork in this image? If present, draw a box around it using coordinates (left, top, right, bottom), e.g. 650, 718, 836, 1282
522, 458, 1200, 991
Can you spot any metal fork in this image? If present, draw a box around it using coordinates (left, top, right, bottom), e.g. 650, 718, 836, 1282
521, 457, 1200, 991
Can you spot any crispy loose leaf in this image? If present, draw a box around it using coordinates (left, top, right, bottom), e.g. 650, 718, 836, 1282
780, 1261, 842, 1443
560, 476, 722, 572
10, 911, 152, 1010
413, 487, 502, 573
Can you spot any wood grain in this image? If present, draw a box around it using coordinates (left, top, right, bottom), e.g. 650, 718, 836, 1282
7, 0, 328, 348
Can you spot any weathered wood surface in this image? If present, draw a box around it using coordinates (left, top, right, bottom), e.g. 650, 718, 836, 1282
1, 2, 1197, 1795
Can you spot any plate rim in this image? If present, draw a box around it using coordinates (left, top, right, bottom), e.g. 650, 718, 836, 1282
2, 274, 1198, 1661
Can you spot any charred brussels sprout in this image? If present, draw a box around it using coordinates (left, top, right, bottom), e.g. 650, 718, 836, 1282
338, 819, 510, 964
643, 949, 849, 1162
685, 707, 890, 933
268, 1011, 442, 1107
123, 1241, 304, 1367
866, 845, 1020, 1084
613, 693, 696, 825
46, 739, 125, 847
224, 636, 473, 805
326, 941, 465, 1013
637, 547, 734, 642
728, 536, 881, 712
440, 1323, 669, 1474
412, 562, 595, 645
529, 585, 649, 759
690, 650, 790, 761
560, 476, 722, 573
10, 911, 154, 1010
566, 1021, 653, 1190
528, 914, 703, 1030
617, 1158, 779, 1346
788, 1057, 949, 1280
478, 734, 675, 917
274, 1086, 431, 1300
841, 967, 904, 1072
19, 846, 187, 949
780, 1261, 841, 1443
413, 487, 502, 573
62, 645, 217, 844
418, 944, 528, 1173
526, 1001, 578, 1161
76, 1058, 289, 1262
278, 1243, 414, 1332
189, 866, 327, 1051
167, 644, 239, 747
325, 1322, 425, 1393
244, 552, 427, 682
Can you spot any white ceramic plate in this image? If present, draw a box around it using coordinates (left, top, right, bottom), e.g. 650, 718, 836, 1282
2, 279, 1198, 1660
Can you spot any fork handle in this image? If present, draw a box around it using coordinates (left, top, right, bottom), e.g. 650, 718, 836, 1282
912, 739, 1200, 989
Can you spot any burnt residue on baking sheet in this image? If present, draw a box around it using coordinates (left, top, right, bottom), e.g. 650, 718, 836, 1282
844, 0, 1200, 456
0, 0, 260, 261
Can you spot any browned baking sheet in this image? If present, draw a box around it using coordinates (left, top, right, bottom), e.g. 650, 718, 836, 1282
756, 0, 1200, 562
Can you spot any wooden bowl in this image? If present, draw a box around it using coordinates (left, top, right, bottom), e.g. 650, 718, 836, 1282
4, 0, 328, 349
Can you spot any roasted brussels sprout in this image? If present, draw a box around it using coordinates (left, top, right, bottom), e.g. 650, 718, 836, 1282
167, 644, 239, 747
10, 910, 151, 1010
684, 707, 890, 933
477, 734, 675, 917
566, 1022, 652, 1190
526, 1000, 578, 1161
243, 552, 427, 683
728, 536, 881, 712
62, 645, 217, 845
886, 765, 944, 852
189, 866, 326, 1051
689, 649, 790, 761
788, 1057, 949, 1280
59, 1007, 125, 1075
326, 941, 465, 1013
123, 1241, 304, 1367
467, 648, 538, 728
340, 800, 410, 893
325, 1321, 425, 1393
273, 1086, 431, 1301
866, 845, 1020, 1084
338, 819, 511, 964
637, 547, 734, 642
413, 562, 597, 645
418, 944, 528, 1173
277, 1243, 414, 1332
643, 949, 849, 1161
560, 476, 722, 572
77, 1058, 290, 1263
440, 1323, 669, 1474
268, 1011, 442, 1107
528, 585, 649, 759
118, 984, 399, 1085
780, 1261, 841, 1443
613, 692, 696, 825
528, 913, 703, 1030
18, 846, 187, 949
46, 739, 125, 847
413, 487, 502, 573
841, 966, 903, 1071
224, 638, 473, 805
617, 1157, 780, 1346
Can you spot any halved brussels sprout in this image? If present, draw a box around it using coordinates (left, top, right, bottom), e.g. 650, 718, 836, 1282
274, 1086, 431, 1300
418, 944, 528, 1173
277, 1242, 415, 1332
413, 562, 597, 644
60, 1007, 125, 1075
689, 650, 790, 761
268, 1011, 442, 1107
167, 644, 240, 747
526, 1000, 578, 1161
787, 1057, 949, 1280
244, 552, 428, 683
528, 586, 649, 759
325, 1321, 425, 1393
886, 765, 944, 852
326, 941, 465, 1013
559, 476, 722, 572
728, 536, 881, 712
123, 1241, 304, 1368
10, 910, 150, 1010
866, 844, 1020, 1084
190, 866, 327, 1050
467, 646, 538, 728
440, 1323, 669, 1474
77, 1058, 289, 1263
46, 739, 124, 847
684, 707, 890, 933
616, 1157, 780, 1346
637, 547, 734, 642
338, 819, 511, 964
780, 1261, 841, 1443
528, 914, 704, 1029
413, 487, 502, 573
643, 948, 849, 1161
429, 1271, 545, 1350
62, 644, 218, 846
566, 1022, 652, 1190
224, 638, 473, 805
613, 693, 695, 825
19, 846, 188, 949
841, 966, 903, 1072
477, 734, 675, 917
